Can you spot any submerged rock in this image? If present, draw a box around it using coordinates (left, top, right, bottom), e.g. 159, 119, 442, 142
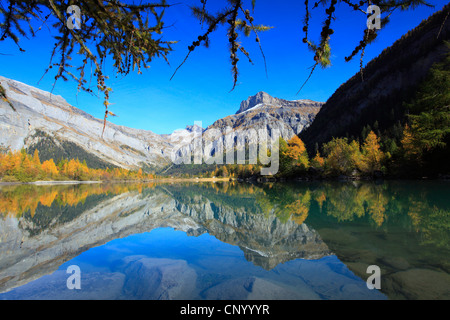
389, 268, 450, 300
201, 276, 317, 300
120, 256, 197, 300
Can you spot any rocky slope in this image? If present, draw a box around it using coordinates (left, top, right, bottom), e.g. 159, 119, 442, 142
236, 91, 322, 114
170, 91, 322, 167
210, 91, 322, 141
0, 75, 171, 169
0, 77, 321, 171
300, 4, 450, 151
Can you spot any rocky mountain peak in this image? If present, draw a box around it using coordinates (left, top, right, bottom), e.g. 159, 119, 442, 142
185, 124, 204, 133
236, 91, 323, 115
236, 91, 276, 114
0, 75, 322, 171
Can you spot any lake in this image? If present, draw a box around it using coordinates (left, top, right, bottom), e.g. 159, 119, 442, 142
0, 180, 448, 300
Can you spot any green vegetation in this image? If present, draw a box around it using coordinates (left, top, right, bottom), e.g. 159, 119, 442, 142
157, 45, 449, 180
300, 5, 449, 155
298, 44, 449, 179
0, 183, 155, 233
0, 148, 155, 183
274, 130, 388, 179
400, 43, 450, 176
164, 180, 450, 249
25, 130, 114, 169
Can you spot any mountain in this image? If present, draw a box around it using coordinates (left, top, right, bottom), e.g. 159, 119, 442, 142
0, 79, 322, 171
156, 91, 322, 175
300, 4, 450, 153
0, 75, 172, 170
211, 91, 322, 140
236, 91, 322, 114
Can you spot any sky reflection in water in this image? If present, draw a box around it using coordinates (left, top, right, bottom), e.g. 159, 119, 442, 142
0, 181, 448, 300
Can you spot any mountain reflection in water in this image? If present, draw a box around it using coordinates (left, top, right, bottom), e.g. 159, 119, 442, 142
0, 180, 448, 300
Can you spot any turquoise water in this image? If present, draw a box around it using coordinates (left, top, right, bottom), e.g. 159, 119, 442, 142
0, 181, 448, 300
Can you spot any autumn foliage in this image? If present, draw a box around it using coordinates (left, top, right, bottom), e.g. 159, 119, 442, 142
284, 135, 309, 170
272, 131, 387, 178
0, 182, 155, 218
0, 149, 155, 183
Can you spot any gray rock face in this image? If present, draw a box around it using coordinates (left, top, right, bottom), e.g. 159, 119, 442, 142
229, 91, 323, 141
236, 91, 323, 115
0, 77, 322, 169
208, 92, 322, 149
0, 76, 171, 169
171, 92, 322, 165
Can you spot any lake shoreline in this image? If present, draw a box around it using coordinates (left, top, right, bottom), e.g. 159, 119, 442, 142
0, 180, 104, 186
0, 177, 233, 186
1, 174, 449, 187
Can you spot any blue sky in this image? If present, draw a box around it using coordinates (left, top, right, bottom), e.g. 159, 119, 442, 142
0, 0, 447, 134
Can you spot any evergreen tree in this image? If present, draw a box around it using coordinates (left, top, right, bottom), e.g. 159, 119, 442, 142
406, 42, 450, 153
275, 137, 290, 176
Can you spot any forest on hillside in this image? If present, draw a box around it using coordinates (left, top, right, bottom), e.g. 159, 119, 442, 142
0, 148, 155, 183
4, 47, 446, 183
159, 50, 449, 181
298, 4, 449, 180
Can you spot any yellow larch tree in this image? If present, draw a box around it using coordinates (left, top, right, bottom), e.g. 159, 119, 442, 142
361, 131, 385, 174
284, 135, 309, 170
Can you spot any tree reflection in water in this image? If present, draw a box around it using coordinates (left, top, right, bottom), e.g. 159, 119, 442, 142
0, 180, 448, 299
